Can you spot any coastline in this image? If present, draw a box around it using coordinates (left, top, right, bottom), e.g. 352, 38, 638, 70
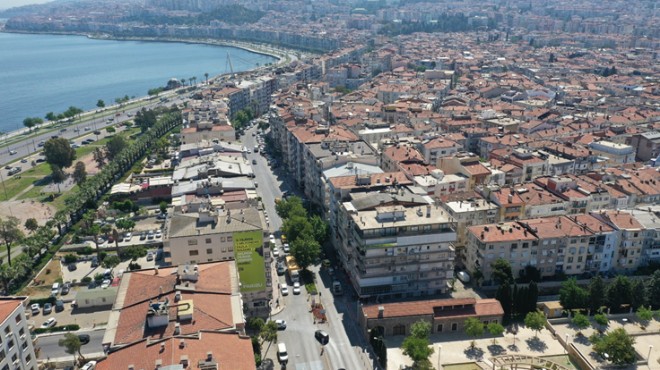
0, 30, 298, 142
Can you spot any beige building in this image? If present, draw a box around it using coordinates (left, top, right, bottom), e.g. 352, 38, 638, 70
442, 199, 499, 267
336, 190, 457, 299
0, 297, 37, 370
359, 298, 503, 337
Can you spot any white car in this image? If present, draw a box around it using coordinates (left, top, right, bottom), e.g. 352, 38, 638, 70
281, 286, 289, 296
41, 317, 57, 329
81, 361, 97, 370
155, 231, 162, 239
269, 234, 275, 243
293, 282, 301, 295
31, 303, 40, 315
275, 319, 287, 330
283, 243, 290, 254
124, 232, 132, 241
101, 279, 111, 289
272, 247, 279, 258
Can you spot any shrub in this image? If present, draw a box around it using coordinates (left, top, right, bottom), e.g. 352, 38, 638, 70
78, 246, 95, 255
81, 277, 92, 283
63, 254, 77, 264
29, 296, 56, 306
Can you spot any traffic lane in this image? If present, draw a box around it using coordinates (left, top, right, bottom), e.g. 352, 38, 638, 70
36, 329, 105, 360
275, 274, 325, 370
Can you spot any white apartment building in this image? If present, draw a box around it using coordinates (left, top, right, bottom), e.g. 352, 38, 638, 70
442, 199, 499, 267
336, 191, 457, 299
0, 297, 37, 370
588, 141, 636, 165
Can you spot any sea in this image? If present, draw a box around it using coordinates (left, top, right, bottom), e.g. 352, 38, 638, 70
0, 32, 276, 134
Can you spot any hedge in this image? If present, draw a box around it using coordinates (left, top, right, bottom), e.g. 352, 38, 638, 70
33, 324, 80, 334
28, 296, 55, 306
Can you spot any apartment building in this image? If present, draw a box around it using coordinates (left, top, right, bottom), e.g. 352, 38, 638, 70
163, 207, 272, 314
0, 297, 37, 370
629, 131, 660, 162
591, 210, 646, 272
568, 214, 619, 273
442, 199, 499, 267
336, 190, 457, 299
588, 140, 636, 165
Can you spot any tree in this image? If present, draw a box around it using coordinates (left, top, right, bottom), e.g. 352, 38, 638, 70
290, 236, 320, 270
607, 275, 632, 312
45, 112, 56, 121
275, 196, 306, 219
44, 137, 76, 169
24, 218, 39, 233
495, 280, 512, 319
122, 245, 147, 261
527, 281, 539, 314
0, 217, 24, 266
58, 332, 84, 364
105, 136, 127, 160
96, 99, 105, 108
559, 278, 588, 310
588, 275, 607, 313
592, 328, 636, 365
281, 215, 313, 243
72, 161, 87, 185
646, 270, 660, 309
102, 255, 121, 269
50, 164, 66, 193
259, 321, 278, 345
134, 108, 157, 133
115, 219, 136, 231
309, 215, 329, 244
630, 280, 647, 310
23, 117, 43, 132
491, 258, 513, 285
401, 321, 434, 369
594, 313, 609, 332
93, 147, 105, 167
204, 72, 209, 84
636, 305, 654, 329
524, 311, 546, 337
518, 265, 541, 283
572, 312, 590, 335
159, 201, 168, 214
487, 322, 505, 344
112, 228, 120, 250
464, 317, 484, 348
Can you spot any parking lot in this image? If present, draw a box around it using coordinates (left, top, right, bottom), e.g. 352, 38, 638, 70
61, 250, 159, 283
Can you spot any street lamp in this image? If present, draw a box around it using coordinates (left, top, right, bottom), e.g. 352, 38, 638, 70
648, 345, 653, 361
437, 344, 442, 370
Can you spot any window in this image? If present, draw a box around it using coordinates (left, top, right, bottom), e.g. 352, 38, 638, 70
189, 250, 199, 256
451, 323, 458, 331
206, 248, 213, 254
205, 238, 212, 244
393, 324, 406, 336
14, 315, 21, 324
18, 328, 24, 338
437, 324, 443, 332
3, 327, 9, 334
187, 240, 198, 246
227, 236, 233, 242
220, 237, 226, 242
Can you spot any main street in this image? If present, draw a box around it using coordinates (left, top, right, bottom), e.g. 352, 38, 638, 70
243, 125, 371, 369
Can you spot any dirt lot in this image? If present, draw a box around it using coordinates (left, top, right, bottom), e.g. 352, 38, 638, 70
0, 200, 57, 232
21, 259, 62, 298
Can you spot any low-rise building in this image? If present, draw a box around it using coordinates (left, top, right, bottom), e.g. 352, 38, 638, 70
359, 298, 503, 337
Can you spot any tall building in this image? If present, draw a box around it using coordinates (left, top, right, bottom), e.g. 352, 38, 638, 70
0, 297, 37, 370
336, 189, 457, 299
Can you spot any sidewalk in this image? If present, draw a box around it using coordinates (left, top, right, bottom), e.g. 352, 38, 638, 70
269, 259, 285, 317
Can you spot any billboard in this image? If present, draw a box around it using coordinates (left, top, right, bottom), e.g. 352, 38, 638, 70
233, 230, 266, 293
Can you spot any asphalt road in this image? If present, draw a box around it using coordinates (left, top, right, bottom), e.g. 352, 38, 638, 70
0, 90, 189, 168
36, 329, 105, 361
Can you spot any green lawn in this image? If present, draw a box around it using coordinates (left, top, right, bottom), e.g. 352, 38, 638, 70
0, 174, 41, 201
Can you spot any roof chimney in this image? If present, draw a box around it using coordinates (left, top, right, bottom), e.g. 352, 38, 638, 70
378, 306, 384, 318
207, 351, 213, 361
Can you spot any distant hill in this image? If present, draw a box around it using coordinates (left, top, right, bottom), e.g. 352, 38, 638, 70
127, 4, 265, 26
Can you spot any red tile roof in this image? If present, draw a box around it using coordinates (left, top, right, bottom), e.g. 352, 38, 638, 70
0, 298, 23, 324
97, 332, 254, 370
363, 298, 503, 320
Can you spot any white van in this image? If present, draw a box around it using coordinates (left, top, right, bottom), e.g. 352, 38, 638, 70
51, 282, 60, 296
277, 342, 288, 363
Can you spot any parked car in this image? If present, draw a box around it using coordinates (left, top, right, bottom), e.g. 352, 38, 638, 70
61, 282, 71, 295
283, 244, 290, 254
146, 252, 154, 261
155, 231, 162, 239
139, 232, 146, 241
281, 286, 289, 296
78, 334, 91, 345
124, 232, 132, 242
43, 303, 52, 314
91, 256, 99, 267
277, 264, 287, 276
101, 279, 111, 289
80, 361, 97, 370
31, 303, 40, 315
272, 247, 279, 258
9, 150, 17, 155
55, 300, 64, 312
67, 263, 77, 271
293, 282, 301, 295
41, 317, 57, 329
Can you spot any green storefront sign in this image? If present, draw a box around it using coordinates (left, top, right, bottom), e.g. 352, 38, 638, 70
233, 230, 266, 293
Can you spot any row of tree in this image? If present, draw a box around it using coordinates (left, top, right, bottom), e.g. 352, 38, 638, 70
495, 280, 539, 320
560, 271, 660, 312
275, 196, 328, 270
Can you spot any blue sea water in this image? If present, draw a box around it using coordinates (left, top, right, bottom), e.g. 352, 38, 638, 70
0, 32, 276, 133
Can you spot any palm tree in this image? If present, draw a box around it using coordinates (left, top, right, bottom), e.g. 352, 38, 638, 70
204, 72, 209, 84
180, 78, 186, 87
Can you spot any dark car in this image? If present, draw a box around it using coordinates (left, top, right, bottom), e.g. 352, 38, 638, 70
67, 263, 77, 271
314, 330, 329, 345
78, 334, 90, 345
91, 257, 99, 268
87, 281, 97, 289
61, 283, 70, 295
55, 300, 64, 312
